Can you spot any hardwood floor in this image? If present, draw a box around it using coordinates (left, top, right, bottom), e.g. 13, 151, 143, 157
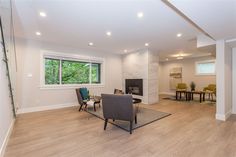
4, 96, 236, 157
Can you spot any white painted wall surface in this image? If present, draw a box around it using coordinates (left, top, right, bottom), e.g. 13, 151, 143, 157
122, 49, 159, 104
159, 56, 216, 95
232, 48, 236, 114
216, 40, 232, 121
122, 49, 149, 104
15, 38, 123, 112
0, 1, 16, 156
197, 34, 216, 48
148, 51, 159, 104
0, 35, 14, 157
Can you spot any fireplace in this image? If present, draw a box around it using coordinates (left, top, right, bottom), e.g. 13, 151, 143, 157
125, 79, 143, 96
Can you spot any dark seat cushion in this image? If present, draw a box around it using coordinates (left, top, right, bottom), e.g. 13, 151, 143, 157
79, 88, 89, 100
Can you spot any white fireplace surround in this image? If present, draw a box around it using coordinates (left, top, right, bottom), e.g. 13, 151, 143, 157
122, 49, 159, 104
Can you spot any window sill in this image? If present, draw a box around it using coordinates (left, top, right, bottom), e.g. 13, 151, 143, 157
195, 73, 216, 76
39, 84, 105, 90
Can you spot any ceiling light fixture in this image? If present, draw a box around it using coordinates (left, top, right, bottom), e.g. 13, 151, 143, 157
88, 42, 94, 46
137, 12, 144, 18
177, 56, 183, 60
166, 58, 169, 61
35, 31, 41, 36
39, 12, 47, 17
145, 43, 149, 47
106, 31, 112, 36
177, 33, 182, 37
124, 49, 128, 53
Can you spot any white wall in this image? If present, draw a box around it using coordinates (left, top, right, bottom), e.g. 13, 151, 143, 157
159, 56, 216, 94
148, 51, 159, 104
16, 38, 123, 112
215, 40, 232, 121
122, 49, 149, 103
232, 47, 236, 114
0, 35, 14, 157
0, 1, 16, 156
122, 49, 159, 104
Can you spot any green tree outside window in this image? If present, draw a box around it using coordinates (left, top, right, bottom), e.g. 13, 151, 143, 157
45, 58, 60, 84
44, 58, 101, 85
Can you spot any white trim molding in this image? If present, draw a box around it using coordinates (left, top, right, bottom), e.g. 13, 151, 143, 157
17, 102, 78, 114
0, 119, 15, 157
215, 111, 232, 121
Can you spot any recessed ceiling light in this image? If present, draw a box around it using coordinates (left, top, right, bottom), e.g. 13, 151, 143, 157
35, 31, 41, 36
145, 43, 149, 47
106, 31, 112, 36
39, 12, 47, 17
137, 12, 144, 18
166, 58, 169, 61
124, 49, 128, 53
88, 42, 94, 46
177, 33, 182, 37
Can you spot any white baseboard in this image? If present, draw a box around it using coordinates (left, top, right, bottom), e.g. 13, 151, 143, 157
159, 92, 175, 96
0, 119, 15, 157
17, 102, 78, 114
232, 108, 236, 114
215, 111, 232, 121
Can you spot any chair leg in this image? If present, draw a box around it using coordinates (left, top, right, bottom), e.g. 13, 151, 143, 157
130, 121, 133, 134
135, 115, 137, 124
93, 103, 96, 112
78, 104, 83, 111
104, 119, 108, 130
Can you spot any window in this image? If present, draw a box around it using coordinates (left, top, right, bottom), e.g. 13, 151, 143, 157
45, 58, 60, 84
195, 60, 215, 75
61, 60, 90, 84
43, 53, 103, 86
91, 63, 101, 84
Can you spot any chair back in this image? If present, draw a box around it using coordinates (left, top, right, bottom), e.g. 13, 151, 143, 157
176, 83, 187, 90
79, 87, 89, 100
76, 88, 84, 105
203, 84, 216, 92
208, 84, 216, 91
101, 94, 134, 121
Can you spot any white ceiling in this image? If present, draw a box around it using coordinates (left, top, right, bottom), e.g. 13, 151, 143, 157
169, 0, 236, 40
12, 0, 211, 59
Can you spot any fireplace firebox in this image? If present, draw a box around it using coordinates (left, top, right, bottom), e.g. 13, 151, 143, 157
125, 79, 143, 96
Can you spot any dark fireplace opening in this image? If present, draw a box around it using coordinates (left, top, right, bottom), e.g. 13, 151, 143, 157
125, 79, 143, 96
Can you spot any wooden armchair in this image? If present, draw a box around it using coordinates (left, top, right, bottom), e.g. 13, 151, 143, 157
76, 88, 100, 111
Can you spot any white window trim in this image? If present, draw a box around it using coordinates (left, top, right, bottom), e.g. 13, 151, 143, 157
195, 59, 216, 76
40, 50, 105, 89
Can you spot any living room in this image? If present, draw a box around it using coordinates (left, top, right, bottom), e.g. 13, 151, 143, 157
1, 0, 236, 157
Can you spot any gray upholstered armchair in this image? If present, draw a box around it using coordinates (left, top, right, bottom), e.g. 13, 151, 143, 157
101, 94, 137, 134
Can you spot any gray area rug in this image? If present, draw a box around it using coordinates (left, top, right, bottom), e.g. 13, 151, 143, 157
86, 107, 171, 132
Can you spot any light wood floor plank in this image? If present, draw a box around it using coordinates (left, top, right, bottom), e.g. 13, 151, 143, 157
4, 96, 236, 157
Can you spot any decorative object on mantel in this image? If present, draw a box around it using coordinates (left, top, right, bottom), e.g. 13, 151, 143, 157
169, 67, 182, 90
190, 81, 196, 91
